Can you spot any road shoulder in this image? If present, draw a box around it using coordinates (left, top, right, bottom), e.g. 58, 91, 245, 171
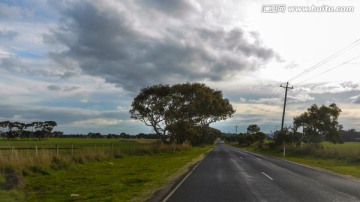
146, 147, 213, 202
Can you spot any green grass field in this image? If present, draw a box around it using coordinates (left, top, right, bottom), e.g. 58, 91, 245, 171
0, 138, 212, 201
0, 138, 157, 159
24, 146, 211, 202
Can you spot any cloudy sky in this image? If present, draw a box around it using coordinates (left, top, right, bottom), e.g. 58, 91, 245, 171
1, 0, 360, 135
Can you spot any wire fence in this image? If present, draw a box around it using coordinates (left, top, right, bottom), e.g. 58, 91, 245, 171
0, 142, 155, 157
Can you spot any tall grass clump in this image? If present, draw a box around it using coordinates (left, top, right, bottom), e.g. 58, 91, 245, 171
0, 141, 192, 180
281, 142, 360, 163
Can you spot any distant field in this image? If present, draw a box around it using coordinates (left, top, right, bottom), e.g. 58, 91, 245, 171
0, 138, 157, 147
0, 138, 158, 156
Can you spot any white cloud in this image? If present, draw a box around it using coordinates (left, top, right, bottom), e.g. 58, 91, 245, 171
288, 94, 315, 103
239, 97, 247, 102
73, 118, 122, 127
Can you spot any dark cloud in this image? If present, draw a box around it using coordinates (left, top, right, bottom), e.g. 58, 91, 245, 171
0, 103, 129, 125
0, 30, 18, 40
0, 3, 21, 19
47, 85, 80, 92
141, 0, 201, 17
0, 57, 27, 73
47, 85, 62, 91
49, 1, 278, 92
0, 103, 91, 124
0, 57, 65, 77
351, 95, 360, 104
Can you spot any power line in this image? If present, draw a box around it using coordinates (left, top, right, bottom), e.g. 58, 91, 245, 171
265, 83, 287, 105
294, 55, 360, 86
287, 38, 360, 83
265, 38, 360, 106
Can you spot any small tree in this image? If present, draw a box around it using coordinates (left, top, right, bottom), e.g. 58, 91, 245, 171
247, 124, 260, 134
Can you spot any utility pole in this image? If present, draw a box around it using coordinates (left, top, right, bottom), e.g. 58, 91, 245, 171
280, 82, 293, 156
235, 126, 238, 134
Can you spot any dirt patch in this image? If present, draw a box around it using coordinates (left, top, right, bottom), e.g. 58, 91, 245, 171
5, 170, 25, 189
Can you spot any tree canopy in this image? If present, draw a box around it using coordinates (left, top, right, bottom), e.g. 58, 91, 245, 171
130, 83, 235, 145
0, 121, 57, 140
292, 103, 342, 144
247, 124, 260, 134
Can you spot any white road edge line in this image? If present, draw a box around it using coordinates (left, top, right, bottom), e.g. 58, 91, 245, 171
162, 154, 207, 202
261, 172, 273, 181
228, 145, 360, 183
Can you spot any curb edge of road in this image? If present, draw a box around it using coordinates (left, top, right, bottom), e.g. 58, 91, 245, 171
145, 147, 213, 202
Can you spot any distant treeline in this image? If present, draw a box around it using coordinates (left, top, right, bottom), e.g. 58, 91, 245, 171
0, 120, 161, 140
339, 129, 360, 142
54, 132, 160, 139
222, 129, 360, 146
0, 121, 57, 140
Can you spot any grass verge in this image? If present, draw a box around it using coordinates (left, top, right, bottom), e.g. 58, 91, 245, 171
239, 146, 360, 179
1, 145, 212, 202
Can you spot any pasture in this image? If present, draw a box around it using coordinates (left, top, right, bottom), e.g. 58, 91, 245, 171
0, 138, 212, 201
0, 138, 184, 173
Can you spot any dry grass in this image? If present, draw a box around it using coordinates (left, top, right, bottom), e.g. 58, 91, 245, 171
0, 142, 191, 175
288, 142, 360, 159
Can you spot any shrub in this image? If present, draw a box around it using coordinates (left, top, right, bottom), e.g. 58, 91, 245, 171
50, 157, 70, 171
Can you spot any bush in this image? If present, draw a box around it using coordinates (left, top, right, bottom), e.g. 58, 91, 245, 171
50, 157, 70, 171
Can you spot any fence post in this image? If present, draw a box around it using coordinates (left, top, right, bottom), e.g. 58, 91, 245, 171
56, 144, 59, 156
110, 144, 113, 156
35, 145, 38, 156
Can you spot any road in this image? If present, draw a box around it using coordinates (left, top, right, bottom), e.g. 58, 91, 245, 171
165, 142, 360, 202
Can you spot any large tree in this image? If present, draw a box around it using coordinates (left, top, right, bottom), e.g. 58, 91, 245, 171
130, 83, 235, 144
292, 103, 342, 144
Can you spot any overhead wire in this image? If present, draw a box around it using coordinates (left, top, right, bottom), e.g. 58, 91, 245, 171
265, 83, 286, 105
264, 37, 360, 106
267, 89, 282, 103
294, 55, 360, 86
287, 38, 360, 83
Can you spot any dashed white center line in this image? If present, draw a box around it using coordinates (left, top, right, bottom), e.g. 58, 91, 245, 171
261, 172, 273, 181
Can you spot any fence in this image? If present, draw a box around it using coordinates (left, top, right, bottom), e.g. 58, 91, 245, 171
0, 142, 155, 157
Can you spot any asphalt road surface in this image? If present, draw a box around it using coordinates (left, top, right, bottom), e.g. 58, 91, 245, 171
165, 142, 360, 202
